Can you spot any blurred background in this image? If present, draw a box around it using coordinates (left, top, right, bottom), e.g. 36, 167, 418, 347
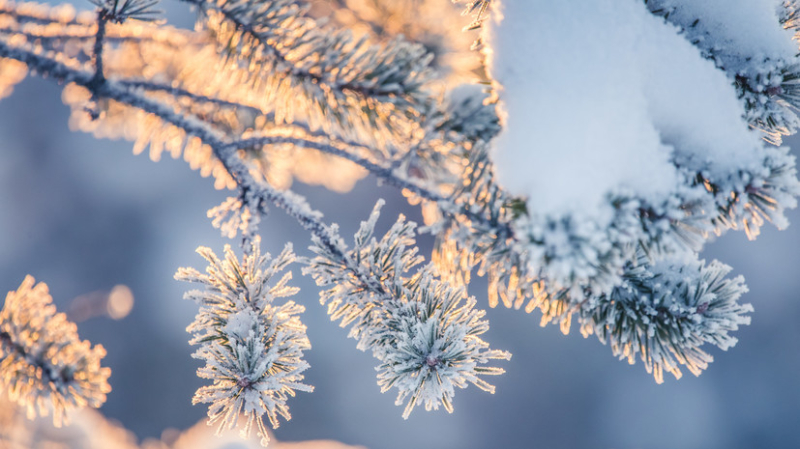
1, 2, 800, 449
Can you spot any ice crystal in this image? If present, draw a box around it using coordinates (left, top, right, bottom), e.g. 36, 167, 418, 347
208, 195, 262, 243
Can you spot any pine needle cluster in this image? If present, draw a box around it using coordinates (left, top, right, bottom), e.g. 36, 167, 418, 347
176, 239, 312, 447
0, 276, 111, 427
304, 201, 510, 418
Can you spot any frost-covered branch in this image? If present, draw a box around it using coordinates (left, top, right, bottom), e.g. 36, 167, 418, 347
0, 42, 513, 421
409, 0, 800, 382
1, 0, 798, 445
580, 253, 752, 383
0, 276, 111, 427
0, 36, 349, 261
478, 0, 800, 300
304, 201, 510, 418
176, 239, 311, 447
182, 0, 435, 146
119, 79, 262, 114
234, 134, 445, 202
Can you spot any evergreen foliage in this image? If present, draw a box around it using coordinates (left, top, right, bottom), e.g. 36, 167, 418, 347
176, 239, 311, 447
1, 0, 799, 446
0, 276, 111, 427
304, 200, 510, 418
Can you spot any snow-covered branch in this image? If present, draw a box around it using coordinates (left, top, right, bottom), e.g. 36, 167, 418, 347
1, 0, 799, 445
176, 239, 311, 447
304, 200, 510, 418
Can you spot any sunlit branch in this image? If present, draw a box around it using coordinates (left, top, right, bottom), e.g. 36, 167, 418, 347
0, 37, 510, 283
0, 28, 91, 42
0, 26, 195, 47
120, 79, 386, 154
235, 133, 514, 239
0, 276, 111, 427
0, 40, 351, 257
235, 135, 445, 201
0, 331, 73, 387
180, 0, 406, 101
0, 42, 437, 305
119, 79, 263, 114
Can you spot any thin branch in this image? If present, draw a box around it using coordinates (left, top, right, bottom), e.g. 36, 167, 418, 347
119, 80, 388, 156
236, 134, 515, 239
89, 9, 107, 87
0, 27, 186, 45
0, 28, 92, 42
234, 135, 445, 202
120, 79, 263, 114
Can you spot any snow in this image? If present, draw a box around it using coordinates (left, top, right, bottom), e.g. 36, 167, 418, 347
483, 0, 772, 221
223, 305, 259, 341
651, 0, 797, 63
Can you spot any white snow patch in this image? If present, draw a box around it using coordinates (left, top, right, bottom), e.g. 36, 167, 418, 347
656, 0, 797, 63
484, 0, 766, 220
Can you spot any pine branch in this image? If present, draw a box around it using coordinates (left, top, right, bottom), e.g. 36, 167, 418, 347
115, 79, 388, 165
176, 238, 311, 447
303, 200, 510, 418
0, 276, 111, 427
579, 252, 752, 383
0, 40, 352, 260
0, 0, 785, 418
182, 0, 434, 146
0, 28, 164, 44
0, 3, 493, 215
120, 79, 262, 115
26, 7, 764, 388
0, 15, 199, 47
233, 134, 445, 202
